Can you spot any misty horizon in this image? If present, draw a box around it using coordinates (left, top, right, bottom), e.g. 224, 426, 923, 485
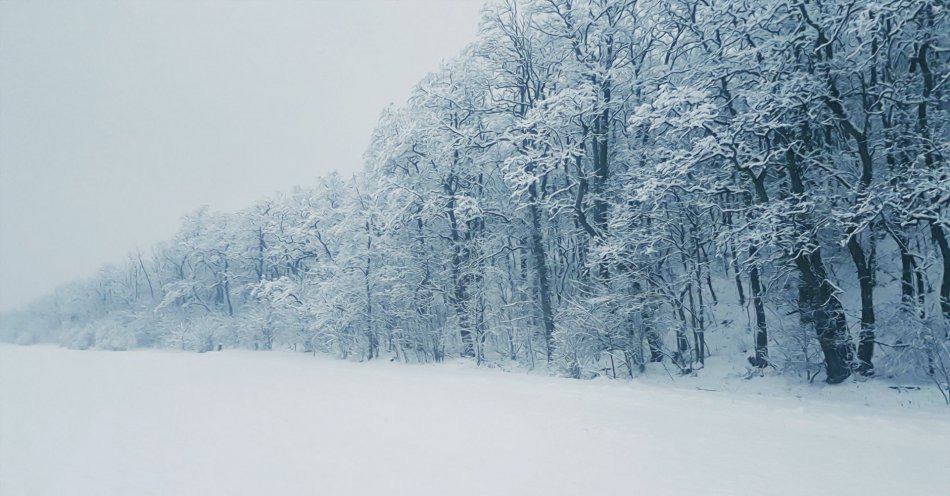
0, 0, 483, 312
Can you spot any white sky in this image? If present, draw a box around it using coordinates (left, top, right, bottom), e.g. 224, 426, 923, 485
0, 0, 484, 311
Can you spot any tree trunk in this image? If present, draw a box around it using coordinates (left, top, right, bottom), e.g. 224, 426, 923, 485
785, 146, 853, 383
745, 181, 770, 369
847, 233, 876, 375
748, 247, 769, 368
527, 194, 555, 363
446, 167, 475, 358
932, 224, 950, 326
795, 250, 854, 383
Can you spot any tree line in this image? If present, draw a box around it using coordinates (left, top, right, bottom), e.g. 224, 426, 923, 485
3, 0, 948, 390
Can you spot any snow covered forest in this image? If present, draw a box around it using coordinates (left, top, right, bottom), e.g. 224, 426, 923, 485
3, 0, 949, 394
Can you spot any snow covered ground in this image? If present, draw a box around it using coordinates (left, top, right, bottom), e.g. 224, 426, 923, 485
1, 345, 948, 496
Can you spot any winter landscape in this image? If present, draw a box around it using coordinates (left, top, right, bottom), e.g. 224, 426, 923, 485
2, 344, 949, 495
1, 0, 949, 494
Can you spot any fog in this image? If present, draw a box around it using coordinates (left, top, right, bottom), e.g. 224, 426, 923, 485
0, 0, 483, 311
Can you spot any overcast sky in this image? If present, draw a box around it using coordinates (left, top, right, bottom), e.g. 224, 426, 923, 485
0, 0, 484, 311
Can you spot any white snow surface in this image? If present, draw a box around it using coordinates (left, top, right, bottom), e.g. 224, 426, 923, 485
1, 345, 948, 496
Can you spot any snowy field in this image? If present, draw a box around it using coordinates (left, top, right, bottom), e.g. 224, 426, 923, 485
1, 345, 948, 496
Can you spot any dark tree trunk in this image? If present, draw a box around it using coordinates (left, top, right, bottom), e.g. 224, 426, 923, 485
785, 145, 853, 383
748, 247, 769, 368
745, 181, 770, 369
732, 247, 746, 306
847, 234, 876, 375
674, 290, 692, 372
932, 224, 950, 326
916, 20, 949, 328
825, 73, 877, 376
896, 232, 925, 318
794, 250, 854, 383
528, 188, 555, 363
446, 163, 475, 359
643, 304, 663, 362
